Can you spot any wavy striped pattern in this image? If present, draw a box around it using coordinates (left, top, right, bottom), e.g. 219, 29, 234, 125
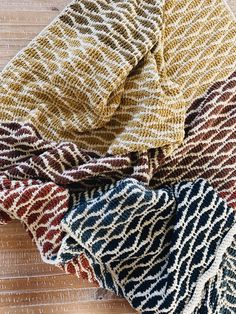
0, 122, 163, 226
0, 0, 235, 310
0, 177, 69, 263
220, 237, 236, 313
0, 0, 172, 155
1, 68, 235, 224
0, 0, 235, 154
0, 122, 157, 188
193, 236, 236, 313
61, 178, 236, 313
0, 68, 235, 286
0, 174, 100, 280
151, 71, 236, 209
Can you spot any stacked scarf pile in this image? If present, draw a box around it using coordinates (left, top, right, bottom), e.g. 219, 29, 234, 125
0, 0, 236, 313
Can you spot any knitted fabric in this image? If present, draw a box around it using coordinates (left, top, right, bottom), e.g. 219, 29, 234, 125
0, 175, 98, 280
0, 0, 235, 310
1, 68, 235, 228
0, 123, 158, 188
0, 0, 235, 227
2, 66, 236, 194
193, 237, 236, 314
0, 55, 236, 286
2, 67, 232, 285
0, 122, 162, 225
151, 70, 236, 208
1, 175, 235, 312
60, 178, 236, 313
0, 176, 69, 262
0, 0, 236, 155
61, 70, 236, 278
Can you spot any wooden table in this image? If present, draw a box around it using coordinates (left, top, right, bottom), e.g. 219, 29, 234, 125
0, 1, 235, 313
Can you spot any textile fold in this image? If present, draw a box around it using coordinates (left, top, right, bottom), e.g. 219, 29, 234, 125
61, 178, 236, 313
0, 0, 235, 313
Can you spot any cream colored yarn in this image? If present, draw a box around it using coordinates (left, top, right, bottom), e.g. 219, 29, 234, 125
0, 0, 236, 155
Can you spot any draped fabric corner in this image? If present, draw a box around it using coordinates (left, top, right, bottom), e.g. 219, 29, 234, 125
0, 0, 236, 313
61, 178, 236, 313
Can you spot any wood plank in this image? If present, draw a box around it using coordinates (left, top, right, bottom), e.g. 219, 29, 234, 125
0, 275, 96, 291
0, 0, 67, 70
0, 221, 136, 313
1, 300, 135, 314
0, 287, 121, 307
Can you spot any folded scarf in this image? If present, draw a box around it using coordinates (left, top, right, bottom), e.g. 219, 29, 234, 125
1, 0, 236, 225
1, 69, 235, 228
151, 70, 236, 208
0, 0, 236, 311
0, 177, 69, 261
60, 178, 236, 313
1, 0, 236, 155
1, 176, 235, 313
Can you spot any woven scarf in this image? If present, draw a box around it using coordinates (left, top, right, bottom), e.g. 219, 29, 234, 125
1, 0, 236, 155
50, 179, 236, 313
1, 176, 236, 313
0, 0, 236, 313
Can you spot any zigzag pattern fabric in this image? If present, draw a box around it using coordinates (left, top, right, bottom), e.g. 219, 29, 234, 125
0, 176, 69, 262
0, 122, 157, 188
151, 71, 236, 208
0, 122, 159, 224
0, 0, 236, 155
193, 237, 236, 314
1, 69, 235, 224
60, 178, 236, 313
0, 0, 236, 313
0, 175, 99, 280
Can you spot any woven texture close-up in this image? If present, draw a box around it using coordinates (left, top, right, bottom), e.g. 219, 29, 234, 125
0, 1, 236, 314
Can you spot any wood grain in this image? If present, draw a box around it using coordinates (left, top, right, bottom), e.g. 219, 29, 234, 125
0, 222, 136, 314
0, 1, 235, 313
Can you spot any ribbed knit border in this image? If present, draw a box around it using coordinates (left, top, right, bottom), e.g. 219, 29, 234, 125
183, 224, 236, 314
